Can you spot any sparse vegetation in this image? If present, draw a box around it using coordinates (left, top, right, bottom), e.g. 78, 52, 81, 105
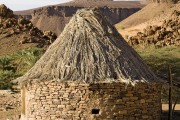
118, 24, 125, 30
136, 45, 180, 78
135, 45, 180, 103
0, 47, 44, 89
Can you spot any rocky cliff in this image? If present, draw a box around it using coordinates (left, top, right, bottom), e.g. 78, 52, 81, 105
31, 6, 140, 35
15, 1, 143, 35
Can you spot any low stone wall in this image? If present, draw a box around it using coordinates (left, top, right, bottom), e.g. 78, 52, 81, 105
21, 80, 162, 120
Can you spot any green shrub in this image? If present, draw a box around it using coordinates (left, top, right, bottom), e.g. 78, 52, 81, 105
0, 47, 44, 89
136, 46, 180, 78
0, 70, 20, 89
0, 56, 12, 71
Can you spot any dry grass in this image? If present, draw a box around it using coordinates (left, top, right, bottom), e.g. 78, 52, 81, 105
162, 104, 180, 111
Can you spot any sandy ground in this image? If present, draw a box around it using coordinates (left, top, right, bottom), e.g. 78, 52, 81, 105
0, 108, 21, 120
162, 104, 180, 111
0, 90, 21, 120
162, 104, 180, 120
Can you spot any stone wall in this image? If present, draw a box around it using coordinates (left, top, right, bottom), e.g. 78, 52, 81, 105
21, 80, 162, 120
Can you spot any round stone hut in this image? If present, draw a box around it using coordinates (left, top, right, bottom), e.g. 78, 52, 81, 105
17, 8, 162, 120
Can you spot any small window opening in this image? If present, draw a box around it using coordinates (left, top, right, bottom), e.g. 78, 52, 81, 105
113, 72, 118, 79
92, 109, 100, 114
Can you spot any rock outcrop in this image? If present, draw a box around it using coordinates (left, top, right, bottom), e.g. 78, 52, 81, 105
0, 13, 56, 45
0, 4, 13, 18
0, 4, 57, 55
128, 10, 180, 47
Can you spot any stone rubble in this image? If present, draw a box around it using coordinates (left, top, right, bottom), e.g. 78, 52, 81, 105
0, 4, 57, 46
128, 10, 180, 47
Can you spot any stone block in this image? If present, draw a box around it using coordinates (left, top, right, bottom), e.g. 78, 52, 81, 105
140, 99, 146, 103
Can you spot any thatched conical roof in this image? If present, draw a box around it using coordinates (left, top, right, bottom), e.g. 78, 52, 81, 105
17, 8, 159, 84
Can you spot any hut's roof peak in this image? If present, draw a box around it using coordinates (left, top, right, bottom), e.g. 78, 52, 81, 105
16, 8, 159, 84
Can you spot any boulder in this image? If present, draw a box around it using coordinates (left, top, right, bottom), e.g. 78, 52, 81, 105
0, 4, 13, 18
128, 10, 180, 47
18, 16, 30, 25
0, 4, 57, 47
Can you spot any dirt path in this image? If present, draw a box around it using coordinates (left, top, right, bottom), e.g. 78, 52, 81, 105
0, 108, 20, 120
162, 104, 180, 111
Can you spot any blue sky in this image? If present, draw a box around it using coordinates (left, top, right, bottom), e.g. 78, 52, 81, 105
0, 0, 135, 11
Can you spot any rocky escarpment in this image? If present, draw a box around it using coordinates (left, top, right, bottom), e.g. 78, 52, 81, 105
31, 6, 140, 35
15, 0, 143, 35
128, 10, 180, 47
0, 4, 57, 55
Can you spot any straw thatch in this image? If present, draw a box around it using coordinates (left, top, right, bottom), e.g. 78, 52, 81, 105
16, 8, 159, 84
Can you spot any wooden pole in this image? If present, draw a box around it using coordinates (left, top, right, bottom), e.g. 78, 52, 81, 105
168, 65, 172, 120
21, 86, 26, 115
172, 98, 178, 119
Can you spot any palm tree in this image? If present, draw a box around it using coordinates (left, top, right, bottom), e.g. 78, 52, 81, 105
12, 48, 43, 73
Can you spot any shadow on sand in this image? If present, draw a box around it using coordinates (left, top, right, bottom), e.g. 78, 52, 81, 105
161, 110, 180, 120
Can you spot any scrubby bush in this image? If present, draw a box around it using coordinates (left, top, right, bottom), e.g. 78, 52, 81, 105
0, 47, 44, 89
136, 46, 180, 103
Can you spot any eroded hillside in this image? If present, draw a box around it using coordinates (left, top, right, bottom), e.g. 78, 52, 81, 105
0, 4, 57, 56
128, 10, 180, 47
